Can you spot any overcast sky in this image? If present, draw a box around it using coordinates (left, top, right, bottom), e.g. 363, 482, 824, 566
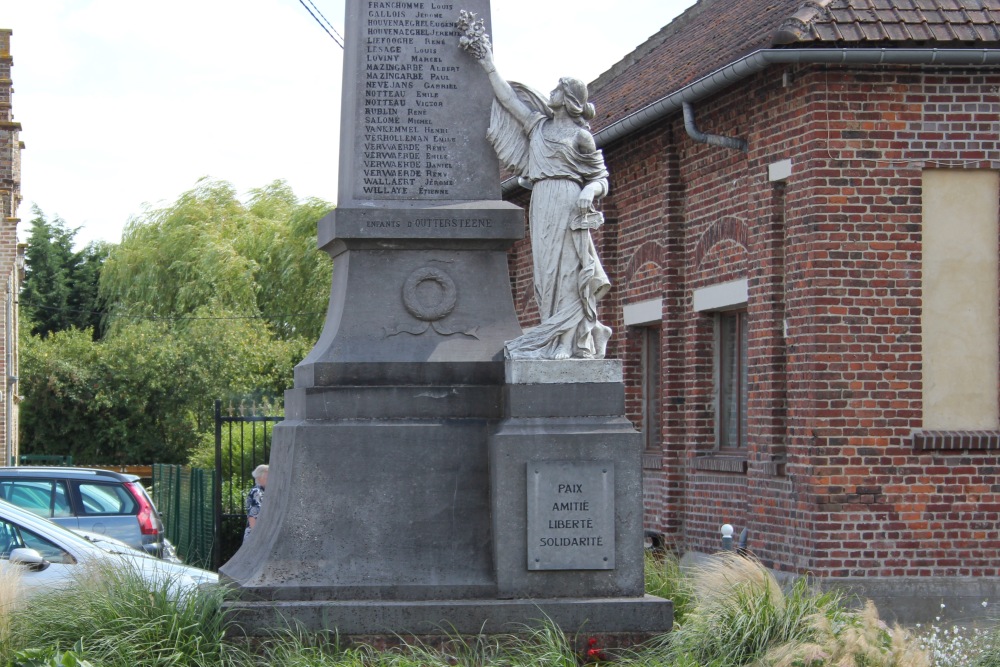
5, 0, 695, 247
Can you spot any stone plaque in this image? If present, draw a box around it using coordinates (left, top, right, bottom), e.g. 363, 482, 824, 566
340, 0, 498, 206
527, 461, 615, 570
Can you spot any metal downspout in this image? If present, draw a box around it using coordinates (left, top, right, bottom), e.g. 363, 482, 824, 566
5, 280, 11, 466
682, 101, 748, 152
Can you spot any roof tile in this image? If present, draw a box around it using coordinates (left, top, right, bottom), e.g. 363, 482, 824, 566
587, 0, 1000, 134
794, 0, 1000, 43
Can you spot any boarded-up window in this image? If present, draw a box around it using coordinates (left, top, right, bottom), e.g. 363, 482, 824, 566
922, 170, 1000, 429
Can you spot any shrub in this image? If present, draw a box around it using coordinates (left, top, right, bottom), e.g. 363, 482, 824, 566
8, 639, 95, 667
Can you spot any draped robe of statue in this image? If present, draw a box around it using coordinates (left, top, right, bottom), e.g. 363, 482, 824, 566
488, 83, 613, 360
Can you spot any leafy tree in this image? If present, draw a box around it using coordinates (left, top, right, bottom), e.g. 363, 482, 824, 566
19, 179, 331, 465
21, 206, 110, 339
99, 179, 332, 341
18, 325, 101, 457
18, 312, 309, 465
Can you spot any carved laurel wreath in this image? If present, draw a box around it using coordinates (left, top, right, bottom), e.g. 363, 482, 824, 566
402, 267, 458, 322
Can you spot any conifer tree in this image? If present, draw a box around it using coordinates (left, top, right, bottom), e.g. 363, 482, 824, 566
21, 206, 110, 339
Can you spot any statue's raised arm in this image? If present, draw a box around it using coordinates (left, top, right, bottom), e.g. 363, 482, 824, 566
458, 10, 613, 361
457, 12, 534, 128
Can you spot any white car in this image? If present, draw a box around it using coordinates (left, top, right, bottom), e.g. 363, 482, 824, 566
0, 499, 217, 596
74, 530, 184, 564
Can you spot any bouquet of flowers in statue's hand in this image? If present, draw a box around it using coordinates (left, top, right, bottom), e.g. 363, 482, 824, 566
457, 10, 491, 59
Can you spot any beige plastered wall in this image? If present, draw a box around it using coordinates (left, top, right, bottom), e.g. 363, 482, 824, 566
922, 169, 1000, 430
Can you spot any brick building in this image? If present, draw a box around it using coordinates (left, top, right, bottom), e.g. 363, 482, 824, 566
0, 30, 22, 466
504, 0, 1000, 621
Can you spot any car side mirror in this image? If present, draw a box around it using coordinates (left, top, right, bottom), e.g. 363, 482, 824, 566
9, 547, 50, 572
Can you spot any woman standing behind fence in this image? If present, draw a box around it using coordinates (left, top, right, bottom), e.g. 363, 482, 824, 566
244, 464, 268, 540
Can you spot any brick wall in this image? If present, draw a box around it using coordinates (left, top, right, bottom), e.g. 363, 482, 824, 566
0, 29, 21, 465
505, 62, 1000, 579
783, 66, 999, 577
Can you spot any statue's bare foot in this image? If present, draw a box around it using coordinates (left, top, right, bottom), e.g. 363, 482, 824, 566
552, 331, 575, 360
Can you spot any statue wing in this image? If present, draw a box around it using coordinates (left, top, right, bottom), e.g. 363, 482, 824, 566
510, 82, 552, 116
486, 81, 552, 176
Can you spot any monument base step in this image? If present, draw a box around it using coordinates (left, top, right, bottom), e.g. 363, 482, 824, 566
224, 595, 672, 637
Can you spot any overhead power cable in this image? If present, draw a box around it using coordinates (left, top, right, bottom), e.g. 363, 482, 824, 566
24, 300, 325, 323
305, 0, 346, 45
110, 311, 327, 322
297, 0, 345, 48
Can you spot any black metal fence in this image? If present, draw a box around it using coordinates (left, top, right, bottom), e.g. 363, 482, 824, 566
151, 400, 283, 570
213, 398, 282, 569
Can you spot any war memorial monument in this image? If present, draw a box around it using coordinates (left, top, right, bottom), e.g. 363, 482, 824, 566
220, 0, 672, 637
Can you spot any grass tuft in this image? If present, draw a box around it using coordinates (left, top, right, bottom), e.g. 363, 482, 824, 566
644, 550, 694, 626
0, 563, 24, 645
653, 552, 933, 667
967, 622, 1000, 667
4, 560, 240, 667
766, 600, 930, 667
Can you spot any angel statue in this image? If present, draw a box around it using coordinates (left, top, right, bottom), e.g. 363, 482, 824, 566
458, 12, 612, 360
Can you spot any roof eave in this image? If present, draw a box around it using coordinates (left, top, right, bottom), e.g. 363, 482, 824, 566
502, 46, 1000, 195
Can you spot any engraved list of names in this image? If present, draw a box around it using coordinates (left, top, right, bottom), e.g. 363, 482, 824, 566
349, 0, 496, 203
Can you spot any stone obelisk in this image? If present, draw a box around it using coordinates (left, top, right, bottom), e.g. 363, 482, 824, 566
220, 0, 671, 637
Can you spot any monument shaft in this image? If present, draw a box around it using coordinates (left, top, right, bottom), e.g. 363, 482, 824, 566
340, 0, 495, 204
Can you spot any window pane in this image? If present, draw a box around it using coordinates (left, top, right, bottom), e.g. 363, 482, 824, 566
642, 327, 661, 452
740, 313, 748, 448
0, 481, 55, 518
719, 311, 747, 449
77, 483, 136, 516
0, 519, 22, 557
18, 527, 74, 564
53, 482, 72, 518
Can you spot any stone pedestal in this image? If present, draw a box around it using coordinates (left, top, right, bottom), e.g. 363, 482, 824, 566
223, 596, 670, 636
490, 360, 647, 600
221, 359, 671, 634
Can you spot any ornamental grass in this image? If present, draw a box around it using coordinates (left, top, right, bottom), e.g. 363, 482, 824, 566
0, 549, 988, 666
